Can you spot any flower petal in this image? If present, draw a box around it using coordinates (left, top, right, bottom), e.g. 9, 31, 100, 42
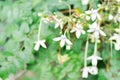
91, 14, 96, 21
99, 30, 106, 36
53, 37, 61, 41
92, 58, 97, 66
60, 39, 65, 47
65, 39, 72, 45
76, 30, 81, 38
40, 42, 47, 48
97, 13, 101, 20
70, 28, 76, 33
34, 42, 40, 51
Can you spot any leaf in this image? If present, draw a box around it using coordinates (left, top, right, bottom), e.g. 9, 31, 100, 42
20, 22, 30, 33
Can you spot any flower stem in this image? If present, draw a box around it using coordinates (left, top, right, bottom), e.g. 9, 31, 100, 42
59, 0, 71, 16
84, 37, 89, 67
94, 39, 98, 55
110, 40, 113, 58
38, 19, 43, 40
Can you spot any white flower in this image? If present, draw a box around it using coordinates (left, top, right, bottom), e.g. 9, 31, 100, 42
87, 22, 106, 38
87, 54, 102, 66
85, 9, 101, 21
34, 40, 47, 51
70, 23, 85, 38
53, 35, 72, 47
88, 66, 98, 75
53, 16, 63, 29
81, 67, 90, 78
81, 0, 89, 5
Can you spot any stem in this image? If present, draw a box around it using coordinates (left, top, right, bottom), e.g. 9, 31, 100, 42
37, 19, 42, 40
59, 0, 71, 16
110, 40, 113, 58
84, 37, 89, 67
94, 39, 98, 55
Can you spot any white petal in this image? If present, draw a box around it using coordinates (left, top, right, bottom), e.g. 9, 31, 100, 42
85, 11, 92, 14
87, 29, 94, 32
91, 14, 96, 21
100, 30, 106, 36
92, 58, 97, 66
87, 55, 94, 60
82, 69, 89, 78
53, 37, 61, 41
82, 30, 86, 34
34, 42, 40, 51
76, 30, 81, 38
93, 31, 99, 38
97, 13, 101, 20
60, 23, 63, 29
55, 23, 59, 29
40, 42, 47, 48
70, 28, 76, 33
115, 43, 120, 50
60, 39, 65, 47
96, 56, 102, 60
65, 39, 72, 45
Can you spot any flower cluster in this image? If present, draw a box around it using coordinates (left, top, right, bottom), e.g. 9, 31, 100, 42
34, 0, 120, 79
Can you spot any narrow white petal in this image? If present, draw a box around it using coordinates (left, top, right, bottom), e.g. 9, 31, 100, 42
65, 39, 72, 45
70, 29, 76, 33
87, 29, 94, 32
115, 43, 120, 50
91, 14, 96, 21
92, 58, 97, 66
85, 11, 92, 14
60, 39, 65, 47
55, 23, 59, 29
40, 42, 47, 48
96, 56, 102, 60
76, 30, 81, 38
53, 37, 61, 41
87, 56, 93, 60
34, 43, 40, 51
97, 13, 102, 20
60, 23, 63, 29
100, 30, 106, 36
82, 70, 88, 78
93, 31, 99, 38
82, 30, 85, 34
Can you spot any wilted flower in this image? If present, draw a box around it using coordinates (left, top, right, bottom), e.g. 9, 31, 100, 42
58, 53, 70, 64
85, 9, 101, 21
70, 23, 85, 38
87, 54, 102, 66
88, 66, 98, 75
53, 35, 72, 47
34, 40, 47, 51
87, 22, 106, 39
81, 67, 90, 78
